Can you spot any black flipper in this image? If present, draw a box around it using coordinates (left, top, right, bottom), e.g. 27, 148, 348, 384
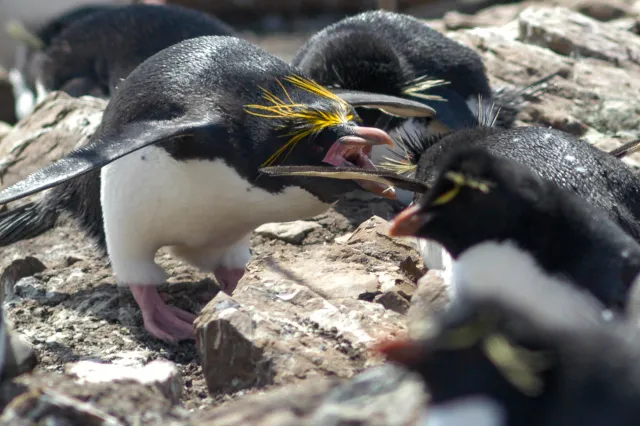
0, 117, 226, 205
333, 89, 436, 118
260, 165, 430, 193
0, 202, 58, 246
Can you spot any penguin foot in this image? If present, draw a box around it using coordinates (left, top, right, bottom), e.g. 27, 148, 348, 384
214, 267, 245, 294
130, 285, 196, 342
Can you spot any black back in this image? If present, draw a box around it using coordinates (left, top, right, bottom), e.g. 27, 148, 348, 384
292, 10, 493, 131
37, 4, 236, 97
409, 145, 640, 310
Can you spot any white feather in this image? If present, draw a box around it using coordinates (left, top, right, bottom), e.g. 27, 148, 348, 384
420, 397, 506, 426
100, 145, 329, 286
452, 240, 569, 297
8, 67, 37, 121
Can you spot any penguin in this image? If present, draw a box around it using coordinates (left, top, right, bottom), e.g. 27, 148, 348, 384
0, 35, 433, 343
9, 3, 237, 120
7, 4, 117, 121
386, 146, 640, 311
261, 126, 640, 291
378, 264, 640, 426
292, 10, 556, 136
291, 10, 558, 206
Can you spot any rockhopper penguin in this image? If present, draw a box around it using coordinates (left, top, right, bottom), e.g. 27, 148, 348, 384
0, 36, 432, 343
7, 3, 116, 120
292, 10, 555, 136
388, 146, 640, 312
9, 4, 237, 120
262, 126, 640, 305
379, 263, 640, 426
291, 10, 559, 205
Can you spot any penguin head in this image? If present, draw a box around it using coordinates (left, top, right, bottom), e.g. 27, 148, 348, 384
245, 75, 398, 200
389, 146, 545, 258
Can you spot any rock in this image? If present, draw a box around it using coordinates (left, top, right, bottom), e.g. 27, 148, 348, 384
0, 371, 190, 425
194, 293, 272, 394
66, 359, 183, 404
194, 377, 342, 426
407, 270, 448, 340
374, 291, 410, 315
307, 364, 426, 426
254, 220, 322, 244
0, 388, 125, 426
574, 0, 629, 21
0, 92, 105, 195
0, 256, 46, 298
518, 7, 640, 67
194, 253, 407, 395
195, 364, 426, 426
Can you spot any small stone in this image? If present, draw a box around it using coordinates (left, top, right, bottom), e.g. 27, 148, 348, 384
66, 359, 183, 404
255, 220, 322, 244
195, 293, 272, 393
13, 277, 46, 300
374, 291, 411, 315
1, 257, 47, 299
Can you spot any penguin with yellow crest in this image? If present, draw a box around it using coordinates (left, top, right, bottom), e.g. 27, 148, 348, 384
0, 36, 433, 343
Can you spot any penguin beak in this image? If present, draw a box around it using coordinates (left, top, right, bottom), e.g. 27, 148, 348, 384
323, 127, 396, 199
388, 204, 429, 237
377, 337, 426, 368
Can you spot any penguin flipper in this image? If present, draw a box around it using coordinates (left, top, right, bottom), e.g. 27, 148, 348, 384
332, 89, 435, 118
0, 201, 58, 246
0, 118, 226, 205
260, 165, 430, 193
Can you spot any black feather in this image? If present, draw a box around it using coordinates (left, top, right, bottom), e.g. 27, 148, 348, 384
0, 201, 58, 246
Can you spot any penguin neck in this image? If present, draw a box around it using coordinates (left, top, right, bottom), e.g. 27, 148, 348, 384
451, 240, 571, 298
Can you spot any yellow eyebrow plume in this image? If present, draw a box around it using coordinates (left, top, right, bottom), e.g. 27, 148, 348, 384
244, 75, 355, 167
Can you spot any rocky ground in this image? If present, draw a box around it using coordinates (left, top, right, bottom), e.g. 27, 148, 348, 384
0, 1, 640, 424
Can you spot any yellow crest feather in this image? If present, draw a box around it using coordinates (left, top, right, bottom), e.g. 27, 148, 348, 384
243, 75, 355, 167
402, 75, 450, 102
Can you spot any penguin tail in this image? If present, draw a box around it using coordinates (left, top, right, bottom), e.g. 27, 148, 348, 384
0, 201, 58, 247
490, 71, 562, 129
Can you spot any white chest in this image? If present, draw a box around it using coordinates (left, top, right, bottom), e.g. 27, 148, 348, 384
451, 240, 568, 297
100, 145, 330, 250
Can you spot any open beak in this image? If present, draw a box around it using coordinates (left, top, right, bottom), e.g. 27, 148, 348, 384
388, 204, 428, 237
323, 127, 396, 199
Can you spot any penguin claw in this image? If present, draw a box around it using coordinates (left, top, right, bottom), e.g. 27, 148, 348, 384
130, 285, 196, 342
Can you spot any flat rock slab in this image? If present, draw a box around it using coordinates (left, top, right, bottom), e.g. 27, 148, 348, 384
0, 92, 105, 200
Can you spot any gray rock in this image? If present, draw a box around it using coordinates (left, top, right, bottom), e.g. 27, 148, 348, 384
254, 221, 322, 244
195, 293, 272, 394
307, 364, 426, 426
1, 256, 46, 299
374, 291, 411, 315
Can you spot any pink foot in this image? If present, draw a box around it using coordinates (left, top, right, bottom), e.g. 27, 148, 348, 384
129, 285, 197, 342
214, 267, 245, 295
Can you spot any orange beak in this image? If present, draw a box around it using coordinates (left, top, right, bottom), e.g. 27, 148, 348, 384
376, 338, 425, 367
388, 204, 427, 237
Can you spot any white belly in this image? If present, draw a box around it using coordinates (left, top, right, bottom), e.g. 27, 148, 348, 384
100, 145, 329, 283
